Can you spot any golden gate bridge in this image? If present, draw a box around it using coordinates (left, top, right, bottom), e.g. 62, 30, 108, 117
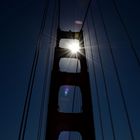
17, 0, 140, 140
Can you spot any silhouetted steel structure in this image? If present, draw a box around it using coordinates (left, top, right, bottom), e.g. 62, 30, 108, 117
46, 28, 95, 140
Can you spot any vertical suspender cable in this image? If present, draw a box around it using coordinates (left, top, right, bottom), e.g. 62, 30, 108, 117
18, 0, 50, 140
37, 0, 58, 139
86, 15, 105, 140
96, 0, 135, 139
111, 0, 140, 68
90, 3, 116, 140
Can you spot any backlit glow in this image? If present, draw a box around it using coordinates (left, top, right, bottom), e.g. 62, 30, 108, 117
67, 40, 80, 54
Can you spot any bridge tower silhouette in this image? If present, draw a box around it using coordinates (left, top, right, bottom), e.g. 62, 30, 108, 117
46, 28, 95, 140
16, 1, 139, 140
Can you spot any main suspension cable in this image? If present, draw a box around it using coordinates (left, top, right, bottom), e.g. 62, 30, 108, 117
80, 0, 92, 31
18, 0, 50, 140
18, 47, 39, 140
58, 0, 92, 32
37, 0, 58, 139
96, 0, 135, 139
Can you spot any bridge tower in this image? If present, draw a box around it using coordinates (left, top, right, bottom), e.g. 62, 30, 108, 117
46, 28, 95, 140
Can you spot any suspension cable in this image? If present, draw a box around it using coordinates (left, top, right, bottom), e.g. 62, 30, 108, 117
80, 0, 96, 31
90, 3, 116, 140
111, 0, 140, 68
18, 0, 50, 140
37, 0, 58, 139
80, 0, 93, 31
58, 0, 92, 31
58, 0, 92, 32
86, 15, 105, 140
18, 48, 39, 140
96, 0, 135, 139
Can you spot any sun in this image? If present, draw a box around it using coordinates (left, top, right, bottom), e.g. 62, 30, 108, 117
67, 40, 80, 54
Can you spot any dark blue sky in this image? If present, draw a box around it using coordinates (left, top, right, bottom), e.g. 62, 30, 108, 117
0, 0, 140, 140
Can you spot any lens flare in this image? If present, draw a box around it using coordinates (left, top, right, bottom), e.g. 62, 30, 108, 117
67, 40, 80, 54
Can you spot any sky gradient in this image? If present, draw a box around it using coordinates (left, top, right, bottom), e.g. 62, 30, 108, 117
0, 0, 140, 140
